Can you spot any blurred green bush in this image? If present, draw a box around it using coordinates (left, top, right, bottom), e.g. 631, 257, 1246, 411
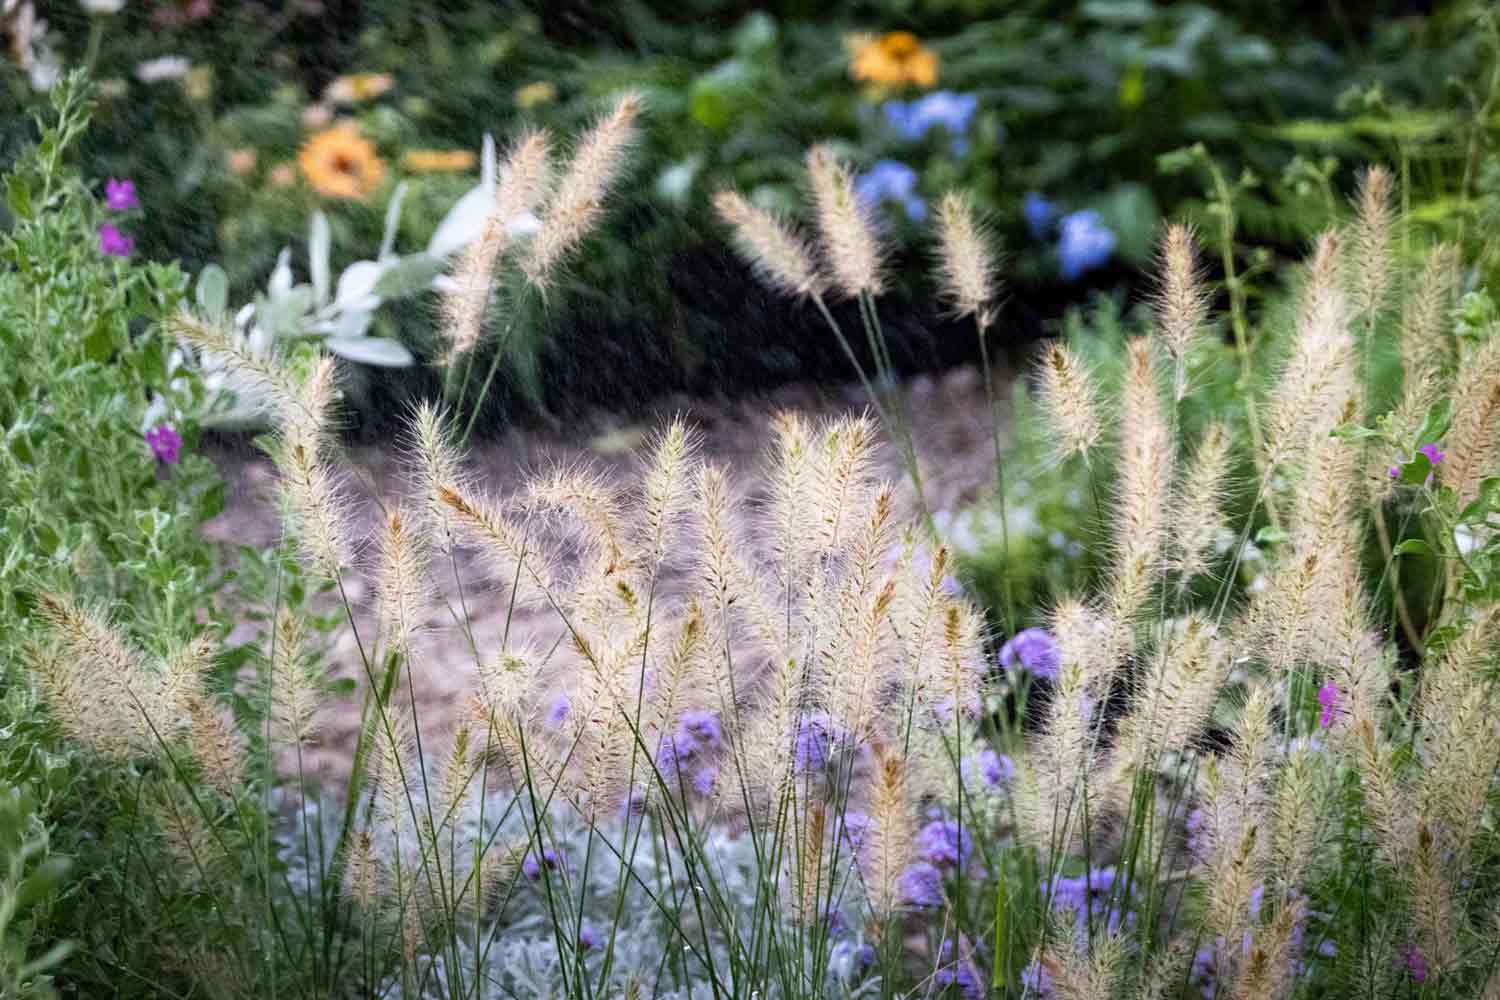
3, 1, 1495, 431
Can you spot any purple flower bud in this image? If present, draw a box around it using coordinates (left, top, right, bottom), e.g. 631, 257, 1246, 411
105, 178, 139, 212
1417, 443, 1445, 466
577, 923, 600, 951
1317, 681, 1342, 729
99, 223, 134, 258
1406, 944, 1428, 983
545, 693, 571, 728
145, 423, 182, 465
522, 845, 565, 880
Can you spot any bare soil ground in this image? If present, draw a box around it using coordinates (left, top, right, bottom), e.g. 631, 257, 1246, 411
202, 365, 1007, 786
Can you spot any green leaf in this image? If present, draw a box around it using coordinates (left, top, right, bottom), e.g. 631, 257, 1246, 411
1392, 539, 1434, 557
1398, 453, 1433, 486
195, 264, 229, 325
324, 336, 414, 367
1458, 477, 1500, 525
6, 175, 33, 221
371, 253, 444, 299
1415, 399, 1452, 449
1255, 526, 1288, 546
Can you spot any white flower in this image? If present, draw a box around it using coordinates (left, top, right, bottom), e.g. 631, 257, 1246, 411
134, 56, 192, 83
9, 2, 62, 91
79, 0, 126, 13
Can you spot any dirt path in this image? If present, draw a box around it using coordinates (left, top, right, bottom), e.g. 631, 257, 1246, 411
203, 364, 1008, 785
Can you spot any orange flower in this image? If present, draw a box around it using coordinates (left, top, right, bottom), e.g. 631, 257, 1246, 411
401, 149, 478, 174
849, 31, 938, 89
298, 126, 385, 200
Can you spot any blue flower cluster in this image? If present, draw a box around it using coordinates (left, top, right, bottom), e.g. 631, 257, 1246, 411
883, 90, 979, 150
654, 708, 724, 797
1023, 193, 1117, 280
855, 161, 926, 222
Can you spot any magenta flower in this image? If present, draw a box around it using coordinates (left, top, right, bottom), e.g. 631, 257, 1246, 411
105, 178, 139, 212
1317, 680, 1342, 729
145, 423, 182, 465
1418, 443, 1446, 466
1406, 944, 1428, 984
99, 224, 134, 258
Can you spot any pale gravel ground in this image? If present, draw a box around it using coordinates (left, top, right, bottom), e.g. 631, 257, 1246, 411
202, 364, 1008, 787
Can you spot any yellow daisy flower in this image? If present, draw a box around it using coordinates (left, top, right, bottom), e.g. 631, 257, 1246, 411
848, 31, 939, 89
401, 149, 478, 174
324, 72, 395, 105
298, 126, 386, 201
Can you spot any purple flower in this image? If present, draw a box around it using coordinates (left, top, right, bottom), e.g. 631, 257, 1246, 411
1021, 958, 1054, 996
1186, 807, 1209, 858
145, 423, 182, 465
691, 765, 718, 797
1024, 192, 1057, 238
1418, 443, 1446, 466
105, 178, 139, 212
1317, 681, 1342, 729
99, 223, 134, 258
837, 809, 870, 850
578, 923, 600, 951
916, 818, 973, 869
1406, 944, 1428, 983
855, 160, 926, 222
522, 845, 565, 880
656, 732, 700, 775
545, 693, 571, 728
962, 748, 1014, 790
678, 710, 723, 751
793, 712, 837, 773
998, 628, 1060, 681
1057, 210, 1115, 280
935, 937, 985, 1000
898, 861, 945, 908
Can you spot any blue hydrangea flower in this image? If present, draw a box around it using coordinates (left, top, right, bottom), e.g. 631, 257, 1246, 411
855, 160, 926, 222
1024, 192, 1058, 238
1057, 209, 1116, 280
998, 627, 1061, 681
916, 818, 974, 869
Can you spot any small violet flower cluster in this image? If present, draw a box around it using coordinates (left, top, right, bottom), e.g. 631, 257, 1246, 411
99, 177, 138, 258
1388, 442, 1444, 484
1043, 865, 1134, 944
145, 423, 183, 466
1189, 886, 1335, 998
998, 627, 1061, 682
654, 709, 724, 798
1022, 193, 1116, 281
